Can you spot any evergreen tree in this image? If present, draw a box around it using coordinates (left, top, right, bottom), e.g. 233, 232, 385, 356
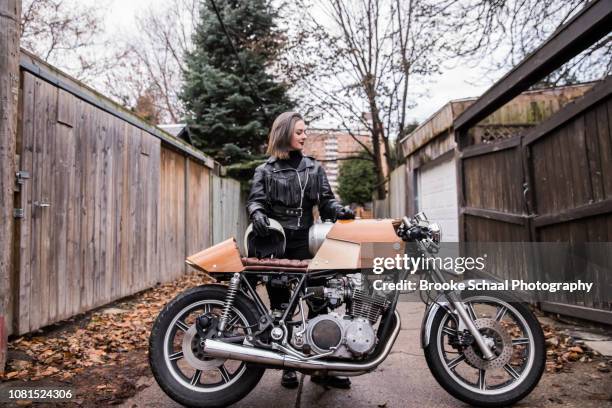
337, 154, 377, 206
181, 0, 293, 162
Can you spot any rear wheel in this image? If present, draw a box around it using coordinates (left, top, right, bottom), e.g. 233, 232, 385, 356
149, 284, 264, 408
424, 291, 545, 407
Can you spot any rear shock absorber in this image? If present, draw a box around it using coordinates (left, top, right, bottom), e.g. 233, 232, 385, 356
218, 273, 240, 333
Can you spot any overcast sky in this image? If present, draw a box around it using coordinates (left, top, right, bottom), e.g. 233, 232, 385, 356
100, 0, 496, 125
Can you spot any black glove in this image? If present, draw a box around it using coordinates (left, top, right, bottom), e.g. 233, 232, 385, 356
251, 211, 270, 236
336, 206, 355, 220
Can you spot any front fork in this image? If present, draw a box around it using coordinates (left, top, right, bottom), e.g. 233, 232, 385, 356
445, 291, 496, 360
429, 267, 496, 361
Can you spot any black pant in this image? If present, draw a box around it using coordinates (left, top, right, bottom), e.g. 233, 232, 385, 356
267, 229, 310, 310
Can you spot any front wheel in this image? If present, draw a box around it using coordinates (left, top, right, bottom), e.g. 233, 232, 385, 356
424, 291, 545, 407
149, 284, 265, 408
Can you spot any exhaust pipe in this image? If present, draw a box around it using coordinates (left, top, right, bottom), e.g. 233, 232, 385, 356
203, 311, 401, 374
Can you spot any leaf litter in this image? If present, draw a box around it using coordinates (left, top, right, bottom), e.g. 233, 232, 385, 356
0, 272, 211, 405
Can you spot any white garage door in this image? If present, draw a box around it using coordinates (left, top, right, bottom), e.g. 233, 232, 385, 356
417, 155, 459, 242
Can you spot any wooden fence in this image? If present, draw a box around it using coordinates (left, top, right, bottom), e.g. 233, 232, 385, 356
6, 51, 245, 335
388, 165, 407, 219
457, 78, 612, 320
454, 0, 612, 324
372, 197, 389, 218
211, 175, 248, 251
372, 165, 407, 219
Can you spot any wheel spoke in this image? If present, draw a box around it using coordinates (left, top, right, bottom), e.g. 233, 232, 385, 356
504, 364, 521, 380
447, 354, 466, 370
466, 302, 478, 321
495, 305, 508, 321
168, 351, 184, 361
218, 365, 232, 383
225, 314, 241, 332
203, 303, 211, 314
512, 337, 530, 346
175, 319, 190, 332
442, 327, 458, 337
477, 369, 487, 390
190, 369, 202, 385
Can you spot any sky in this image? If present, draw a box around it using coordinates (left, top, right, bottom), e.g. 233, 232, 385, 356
100, 0, 496, 125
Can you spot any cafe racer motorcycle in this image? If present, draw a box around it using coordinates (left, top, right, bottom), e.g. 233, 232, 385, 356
149, 213, 545, 407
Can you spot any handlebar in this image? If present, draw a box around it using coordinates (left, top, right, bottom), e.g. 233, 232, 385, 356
398, 214, 441, 254
408, 226, 430, 240
398, 216, 429, 240
398, 215, 437, 241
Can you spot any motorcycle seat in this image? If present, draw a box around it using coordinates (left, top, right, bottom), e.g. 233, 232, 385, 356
241, 257, 310, 273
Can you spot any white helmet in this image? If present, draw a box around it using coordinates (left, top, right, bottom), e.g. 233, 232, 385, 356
244, 218, 286, 258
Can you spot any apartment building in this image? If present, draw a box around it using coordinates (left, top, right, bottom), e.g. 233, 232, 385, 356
303, 128, 372, 195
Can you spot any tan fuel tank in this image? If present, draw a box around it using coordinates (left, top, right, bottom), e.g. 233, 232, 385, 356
308, 219, 404, 271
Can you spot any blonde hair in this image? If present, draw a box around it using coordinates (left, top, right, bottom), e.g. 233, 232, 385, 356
266, 112, 304, 160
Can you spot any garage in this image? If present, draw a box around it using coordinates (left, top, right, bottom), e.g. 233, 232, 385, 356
417, 154, 459, 242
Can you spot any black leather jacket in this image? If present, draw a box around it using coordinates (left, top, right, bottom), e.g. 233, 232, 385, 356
246, 155, 343, 230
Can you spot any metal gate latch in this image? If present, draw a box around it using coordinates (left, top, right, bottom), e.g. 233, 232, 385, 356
14, 171, 31, 218
15, 170, 30, 185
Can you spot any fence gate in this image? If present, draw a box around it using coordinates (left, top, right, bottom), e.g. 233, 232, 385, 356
15, 72, 162, 334
17, 73, 72, 334
457, 78, 612, 323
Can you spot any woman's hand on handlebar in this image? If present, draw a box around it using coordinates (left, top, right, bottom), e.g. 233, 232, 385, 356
336, 206, 355, 220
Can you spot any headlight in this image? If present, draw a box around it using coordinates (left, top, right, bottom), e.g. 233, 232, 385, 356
428, 223, 442, 244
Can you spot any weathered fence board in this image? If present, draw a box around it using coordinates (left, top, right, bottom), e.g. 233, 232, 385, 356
388, 165, 406, 219
159, 148, 186, 282
211, 175, 247, 251
11, 66, 243, 335
457, 77, 612, 322
4, 51, 245, 336
17, 72, 35, 334
451, 0, 612, 323
186, 159, 211, 257
16, 74, 167, 332
463, 145, 524, 215
372, 197, 390, 219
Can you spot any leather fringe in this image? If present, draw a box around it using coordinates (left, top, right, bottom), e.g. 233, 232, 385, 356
265, 169, 319, 206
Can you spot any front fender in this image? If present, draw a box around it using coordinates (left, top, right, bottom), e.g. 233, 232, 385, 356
420, 279, 498, 348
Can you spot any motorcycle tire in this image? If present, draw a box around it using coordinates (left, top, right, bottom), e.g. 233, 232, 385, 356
424, 290, 545, 407
149, 284, 265, 408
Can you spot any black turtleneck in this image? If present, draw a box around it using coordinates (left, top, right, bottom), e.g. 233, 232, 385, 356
283, 150, 303, 169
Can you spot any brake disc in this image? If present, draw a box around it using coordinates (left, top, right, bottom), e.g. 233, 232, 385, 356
463, 318, 514, 370
181, 325, 226, 370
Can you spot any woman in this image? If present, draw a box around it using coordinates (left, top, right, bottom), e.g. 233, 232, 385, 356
246, 111, 354, 389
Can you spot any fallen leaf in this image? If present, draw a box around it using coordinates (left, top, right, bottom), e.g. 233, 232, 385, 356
41, 366, 60, 376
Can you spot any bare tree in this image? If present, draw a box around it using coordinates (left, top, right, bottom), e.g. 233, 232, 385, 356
19, 0, 200, 124
283, 0, 605, 199
455, 0, 610, 87
104, 0, 200, 124
20, 0, 114, 82
132, 88, 163, 125
284, 0, 484, 198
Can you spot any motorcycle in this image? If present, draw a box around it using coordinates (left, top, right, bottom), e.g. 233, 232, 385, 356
149, 213, 545, 407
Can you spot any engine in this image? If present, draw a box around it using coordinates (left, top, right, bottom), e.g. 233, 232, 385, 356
291, 274, 389, 359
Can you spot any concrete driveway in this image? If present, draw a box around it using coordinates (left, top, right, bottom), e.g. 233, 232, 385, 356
120, 301, 611, 408
120, 301, 463, 408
